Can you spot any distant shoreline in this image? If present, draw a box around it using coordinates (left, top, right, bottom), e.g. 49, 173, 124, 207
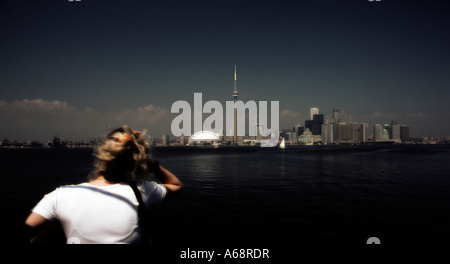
1, 143, 449, 154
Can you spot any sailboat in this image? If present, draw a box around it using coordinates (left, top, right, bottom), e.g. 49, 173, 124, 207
279, 137, 286, 149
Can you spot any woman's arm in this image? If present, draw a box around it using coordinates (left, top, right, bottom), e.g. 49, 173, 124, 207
157, 165, 184, 195
13, 212, 50, 244
25, 212, 48, 228
149, 160, 183, 195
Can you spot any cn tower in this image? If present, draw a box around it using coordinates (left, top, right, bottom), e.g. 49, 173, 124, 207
233, 65, 239, 144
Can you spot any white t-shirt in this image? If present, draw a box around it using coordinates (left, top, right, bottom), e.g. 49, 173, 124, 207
32, 180, 167, 244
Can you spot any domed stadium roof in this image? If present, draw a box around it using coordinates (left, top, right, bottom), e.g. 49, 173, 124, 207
189, 131, 220, 141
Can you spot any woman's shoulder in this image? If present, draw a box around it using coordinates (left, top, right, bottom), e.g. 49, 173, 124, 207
136, 179, 167, 203
56, 182, 93, 190
136, 179, 160, 190
53, 182, 122, 194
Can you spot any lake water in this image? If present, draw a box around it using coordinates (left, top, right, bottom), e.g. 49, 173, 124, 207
1, 144, 450, 245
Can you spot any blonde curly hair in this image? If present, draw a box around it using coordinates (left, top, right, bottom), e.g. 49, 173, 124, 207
89, 126, 152, 182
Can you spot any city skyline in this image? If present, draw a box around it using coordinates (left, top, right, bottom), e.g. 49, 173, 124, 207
1, 0, 449, 141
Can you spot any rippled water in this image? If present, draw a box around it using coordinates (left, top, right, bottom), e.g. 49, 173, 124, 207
2, 145, 450, 244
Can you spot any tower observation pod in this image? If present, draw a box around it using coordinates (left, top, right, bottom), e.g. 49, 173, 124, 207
233, 65, 239, 101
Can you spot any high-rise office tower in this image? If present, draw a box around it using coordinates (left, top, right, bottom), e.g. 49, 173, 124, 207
295, 124, 304, 137
321, 119, 335, 145
359, 123, 368, 143
374, 124, 383, 142
321, 123, 328, 144
332, 109, 339, 120
306, 107, 323, 136
391, 121, 401, 143
401, 125, 410, 143
312, 114, 324, 135
383, 124, 390, 140
310, 107, 319, 121
332, 108, 352, 123
335, 122, 359, 144
305, 120, 313, 132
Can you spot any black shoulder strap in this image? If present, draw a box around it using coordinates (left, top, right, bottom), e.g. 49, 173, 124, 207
128, 181, 151, 244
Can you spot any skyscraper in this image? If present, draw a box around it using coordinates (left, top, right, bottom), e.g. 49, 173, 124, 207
305, 120, 313, 132
383, 124, 390, 140
305, 107, 323, 136
374, 124, 383, 142
294, 124, 304, 137
321, 119, 335, 145
359, 123, 368, 143
310, 107, 319, 121
391, 121, 401, 143
332, 108, 351, 123
332, 109, 340, 122
312, 114, 324, 135
335, 122, 359, 144
401, 125, 410, 143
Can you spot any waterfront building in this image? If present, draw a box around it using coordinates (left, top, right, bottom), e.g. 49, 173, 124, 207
305, 110, 323, 136
383, 124, 390, 140
286, 132, 297, 145
294, 124, 304, 137
298, 128, 313, 145
162, 135, 169, 146
321, 119, 335, 145
188, 131, 220, 145
335, 122, 359, 144
332, 109, 340, 122
312, 114, 324, 135
331, 108, 352, 123
359, 123, 369, 143
401, 125, 410, 143
280, 128, 292, 140
391, 121, 401, 143
305, 120, 313, 133
374, 124, 383, 142
179, 134, 185, 145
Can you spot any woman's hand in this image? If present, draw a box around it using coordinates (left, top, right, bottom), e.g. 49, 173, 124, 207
132, 130, 142, 137
147, 160, 184, 196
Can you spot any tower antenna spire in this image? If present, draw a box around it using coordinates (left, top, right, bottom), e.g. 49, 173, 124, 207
233, 64, 239, 100
233, 65, 238, 94
233, 65, 239, 144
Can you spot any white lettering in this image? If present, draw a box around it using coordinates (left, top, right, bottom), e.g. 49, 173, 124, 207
180, 248, 214, 261
170, 93, 279, 147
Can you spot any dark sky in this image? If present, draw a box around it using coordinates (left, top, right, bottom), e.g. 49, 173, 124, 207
1, 0, 449, 141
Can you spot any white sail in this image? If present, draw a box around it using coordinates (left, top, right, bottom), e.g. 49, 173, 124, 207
280, 138, 286, 149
